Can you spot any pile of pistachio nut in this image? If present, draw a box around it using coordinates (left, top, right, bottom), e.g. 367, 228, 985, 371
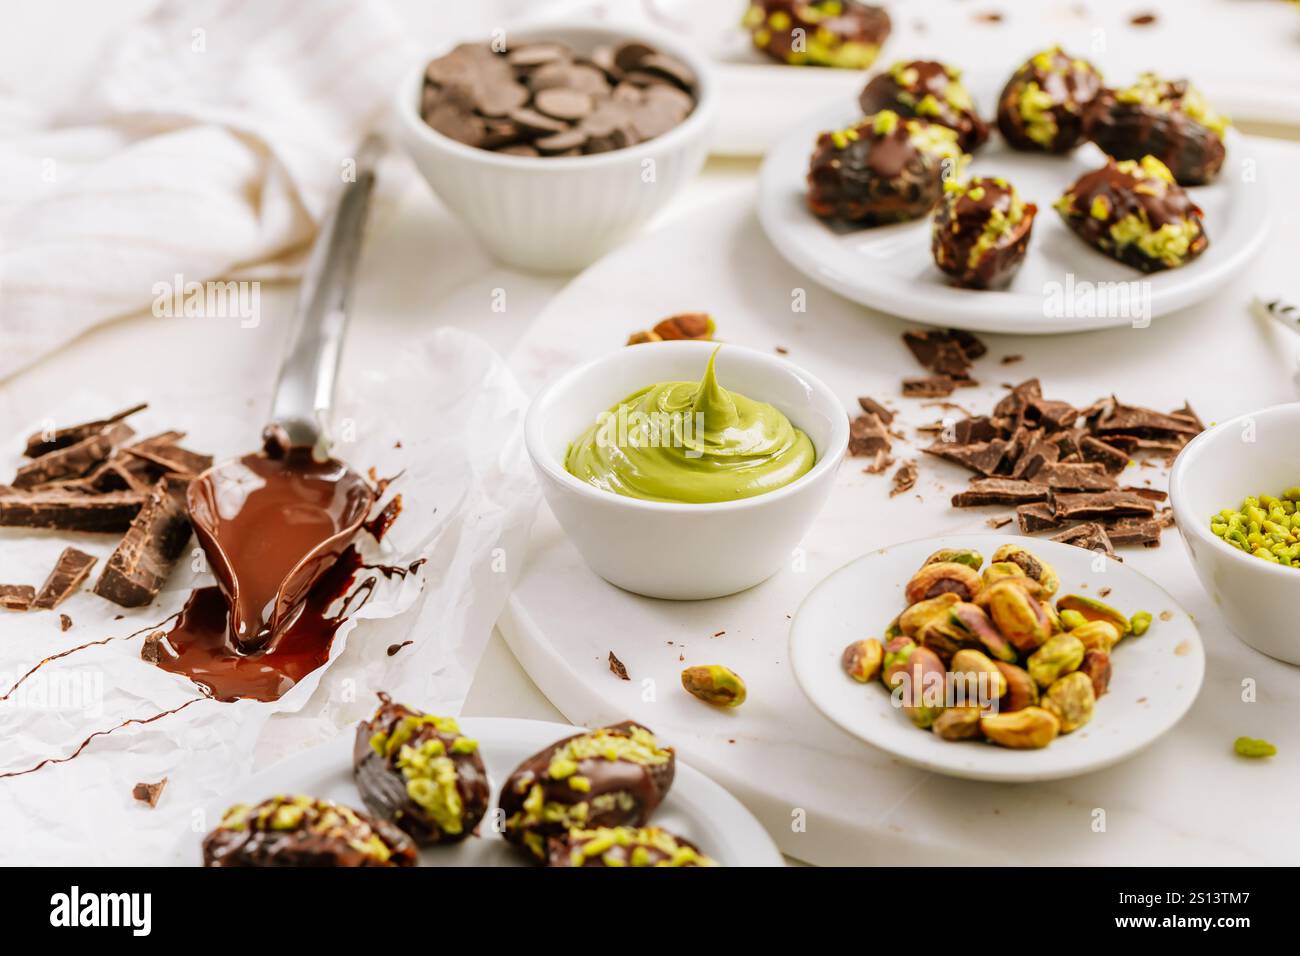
840, 544, 1152, 749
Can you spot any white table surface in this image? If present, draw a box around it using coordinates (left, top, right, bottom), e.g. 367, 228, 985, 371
3, 0, 1298, 867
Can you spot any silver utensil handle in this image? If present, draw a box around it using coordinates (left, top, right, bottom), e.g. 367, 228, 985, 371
269, 135, 383, 456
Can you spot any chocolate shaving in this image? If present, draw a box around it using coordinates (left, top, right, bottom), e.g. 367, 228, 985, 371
1080, 435, 1130, 475
1103, 518, 1162, 547
93, 476, 193, 607
0, 584, 36, 611
1017, 502, 1064, 533
1035, 462, 1117, 492
1052, 490, 1157, 521
903, 376, 956, 398
132, 777, 167, 808
889, 460, 918, 497
0, 488, 146, 533
22, 403, 147, 458
12, 423, 134, 489
1051, 522, 1115, 555
59, 614, 73, 632
925, 438, 1009, 476
952, 478, 1049, 507
857, 396, 894, 425
32, 547, 97, 610
608, 651, 630, 681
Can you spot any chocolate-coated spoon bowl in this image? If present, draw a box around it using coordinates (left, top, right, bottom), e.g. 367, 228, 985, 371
188, 443, 374, 652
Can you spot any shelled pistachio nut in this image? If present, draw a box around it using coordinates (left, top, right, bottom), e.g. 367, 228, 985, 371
899, 592, 961, 639
991, 544, 1060, 595
680, 665, 746, 708
981, 560, 1027, 586
1072, 619, 1121, 654
950, 649, 1008, 702
980, 706, 1060, 749
904, 561, 983, 605
993, 661, 1039, 711
980, 578, 1053, 652
1041, 671, 1095, 732
1027, 633, 1086, 689
922, 547, 984, 571
881, 636, 918, 689
932, 707, 983, 741
1056, 594, 1131, 636
841, 638, 884, 683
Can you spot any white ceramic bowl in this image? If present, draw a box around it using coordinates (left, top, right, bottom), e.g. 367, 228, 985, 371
1170, 402, 1300, 664
393, 23, 717, 273
525, 341, 849, 600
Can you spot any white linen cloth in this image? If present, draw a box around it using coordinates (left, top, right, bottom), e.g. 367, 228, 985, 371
0, 0, 414, 381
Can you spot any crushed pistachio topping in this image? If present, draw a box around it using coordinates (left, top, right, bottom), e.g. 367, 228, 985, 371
872, 110, 900, 136
545, 725, 670, 779
741, 4, 764, 28
219, 795, 396, 863
1211, 490, 1300, 566
949, 179, 1028, 269
767, 10, 792, 31
905, 119, 965, 175
1018, 81, 1059, 147
889, 62, 921, 87
565, 826, 718, 867
369, 712, 462, 760
1116, 72, 1230, 136
1107, 213, 1199, 266
1114, 154, 1176, 185
1234, 736, 1278, 758
916, 93, 943, 118
1030, 46, 1064, 73
828, 123, 862, 150
1090, 195, 1111, 220
397, 738, 466, 835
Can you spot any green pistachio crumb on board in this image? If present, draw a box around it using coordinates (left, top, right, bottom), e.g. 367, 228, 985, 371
1234, 737, 1277, 759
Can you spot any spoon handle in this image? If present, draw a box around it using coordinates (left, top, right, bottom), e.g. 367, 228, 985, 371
269, 135, 383, 456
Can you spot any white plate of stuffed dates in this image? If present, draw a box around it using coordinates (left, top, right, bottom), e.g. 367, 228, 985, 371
177, 712, 783, 867
789, 535, 1205, 782
757, 53, 1269, 334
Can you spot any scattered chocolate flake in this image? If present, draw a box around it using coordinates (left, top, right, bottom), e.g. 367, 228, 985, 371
31, 547, 97, 610
0, 584, 36, 611
903, 376, 957, 398
973, 11, 1004, 23
987, 516, 1012, 529
857, 396, 894, 425
862, 451, 894, 474
12, 423, 134, 489
59, 614, 73, 632
1017, 502, 1064, 533
1129, 12, 1157, 26
849, 413, 891, 457
608, 651, 630, 681
1122, 486, 1168, 502
1080, 435, 1130, 475
0, 488, 146, 533
1000, 354, 1023, 365
889, 460, 918, 497
1035, 462, 1117, 492
23, 403, 147, 458
93, 476, 192, 607
1159, 610, 1173, 622
1105, 519, 1162, 547
774, 345, 789, 355
925, 438, 1010, 476
132, 777, 167, 808
712, 630, 726, 637
901, 329, 985, 388
1052, 490, 1157, 521
386, 640, 413, 657
1051, 522, 1114, 555
1098, 586, 1112, 598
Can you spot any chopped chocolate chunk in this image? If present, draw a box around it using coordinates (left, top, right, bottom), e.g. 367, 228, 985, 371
132, 778, 167, 808
1036, 462, 1118, 492
1080, 435, 1130, 474
1017, 502, 1064, 533
1000, 354, 1023, 365
1093, 400, 1200, 438
0, 488, 146, 533
1025, 398, 1079, 431
141, 630, 166, 663
59, 613, 72, 631
22, 403, 147, 458
1051, 522, 1115, 554
93, 477, 192, 607
0, 584, 36, 611
123, 439, 213, 477
385, 640, 413, 657
608, 651, 630, 681
992, 379, 1041, 419
952, 478, 1049, 507
849, 413, 892, 457
1122, 486, 1168, 502
1103, 518, 1162, 547
1048, 429, 1082, 460
857, 396, 894, 424
889, 460, 918, 497
1052, 490, 1157, 521
925, 438, 1010, 476
903, 376, 956, 398
1010, 439, 1060, 480
32, 547, 97, 610
903, 329, 985, 379
12, 423, 134, 489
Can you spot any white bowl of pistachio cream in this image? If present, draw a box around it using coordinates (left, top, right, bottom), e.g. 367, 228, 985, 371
525, 341, 849, 600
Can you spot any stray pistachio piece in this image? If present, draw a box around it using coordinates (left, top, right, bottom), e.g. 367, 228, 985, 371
1210, 491, 1300, 568
980, 706, 1060, 749
1059, 609, 1088, 631
841, 638, 884, 683
1233, 736, 1277, 759
681, 664, 747, 707
1129, 610, 1153, 636
1056, 594, 1132, 636
1071, 619, 1122, 654
1027, 634, 1086, 689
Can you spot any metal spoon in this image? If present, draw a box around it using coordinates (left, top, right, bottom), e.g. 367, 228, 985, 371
188, 136, 382, 652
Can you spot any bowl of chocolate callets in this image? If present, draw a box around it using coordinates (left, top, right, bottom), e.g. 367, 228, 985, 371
395, 24, 716, 272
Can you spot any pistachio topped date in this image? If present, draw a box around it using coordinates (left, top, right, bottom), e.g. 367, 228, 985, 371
807, 110, 966, 225
996, 46, 1102, 153
546, 826, 717, 867
500, 721, 675, 860
1085, 73, 1228, 185
353, 693, 490, 846
743, 0, 891, 69
1054, 155, 1208, 272
931, 176, 1037, 290
202, 795, 417, 867
860, 60, 988, 151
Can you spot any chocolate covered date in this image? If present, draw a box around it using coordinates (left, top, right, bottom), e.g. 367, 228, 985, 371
859, 60, 988, 152
1085, 73, 1227, 185
742, 0, 890, 69
1054, 155, 1208, 273
546, 826, 717, 867
202, 795, 417, 867
807, 110, 965, 225
997, 47, 1102, 153
932, 177, 1037, 290
499, 721, 675, 860
353, 693, 490, 846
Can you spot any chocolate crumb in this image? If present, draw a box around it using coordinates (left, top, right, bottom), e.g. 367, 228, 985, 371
712, 630, 725, 637
1000, 354, 1024, 365
59, 614, 72, 632
890, 461, 918, 497
775, 345, 789, 355
1098, 586, 1112, 598
973, 11, 1004, 23
1159, 610, 1173, 622
132, 777, 167, 808
1129, 12, 1157, 26
608, 651, 630, 681
386, 640, 413, 656
0, 584, 35, 611
987, 516, 1012, 529
140, 630, 166, 664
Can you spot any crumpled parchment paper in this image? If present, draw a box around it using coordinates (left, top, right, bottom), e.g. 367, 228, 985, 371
0, 328, 537, 864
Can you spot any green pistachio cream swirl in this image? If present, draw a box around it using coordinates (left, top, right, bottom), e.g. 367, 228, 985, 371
564, 347, 816, 503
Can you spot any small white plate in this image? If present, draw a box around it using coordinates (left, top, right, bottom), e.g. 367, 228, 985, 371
757, 101, 1268, 333
789, 534, 1205, 782
172, 717, 783, 866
